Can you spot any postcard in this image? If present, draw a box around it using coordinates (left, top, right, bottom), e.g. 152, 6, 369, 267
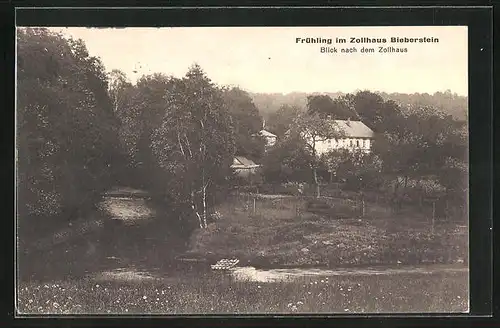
16, 25, 469, 315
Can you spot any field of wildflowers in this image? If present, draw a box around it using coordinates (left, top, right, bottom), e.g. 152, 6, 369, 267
17, 270, 468, 314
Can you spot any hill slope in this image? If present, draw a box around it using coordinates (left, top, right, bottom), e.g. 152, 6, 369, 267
250, 91, 467, 121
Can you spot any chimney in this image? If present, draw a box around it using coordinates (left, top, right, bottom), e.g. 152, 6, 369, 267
347, 117, 351, 126
262, 119, 266, 130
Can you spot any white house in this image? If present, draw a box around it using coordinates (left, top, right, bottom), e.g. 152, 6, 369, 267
252, 119, 277, 148
257, 129, 277, 147
310, 119, 375, 156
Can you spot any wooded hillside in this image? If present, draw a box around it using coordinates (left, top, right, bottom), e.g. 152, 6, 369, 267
251, 91, 467, 122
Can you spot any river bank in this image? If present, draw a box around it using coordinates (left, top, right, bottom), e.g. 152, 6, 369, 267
17, 191, 469, 314
187, 194, 468, 268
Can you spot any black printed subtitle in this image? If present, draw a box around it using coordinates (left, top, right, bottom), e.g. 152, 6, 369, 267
320, 46, 408, 54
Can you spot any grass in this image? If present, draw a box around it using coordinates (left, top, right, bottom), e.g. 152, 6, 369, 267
17, 270, 468, 314
188, 195, 468, 268
16, 193, 469, 315
18, 221, 190, 282
18, 191, 193, 282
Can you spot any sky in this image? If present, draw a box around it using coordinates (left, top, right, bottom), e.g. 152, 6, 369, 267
47, 26, 468, 96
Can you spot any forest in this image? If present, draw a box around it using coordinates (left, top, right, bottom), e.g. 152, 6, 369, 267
17, 28, 468, 245
252, 90, 467, 122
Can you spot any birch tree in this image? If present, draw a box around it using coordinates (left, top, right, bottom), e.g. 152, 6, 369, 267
151, 64, 235, 229
108, 69, 132, 114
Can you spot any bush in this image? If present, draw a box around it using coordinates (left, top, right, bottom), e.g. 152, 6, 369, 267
280, 182, 305, 195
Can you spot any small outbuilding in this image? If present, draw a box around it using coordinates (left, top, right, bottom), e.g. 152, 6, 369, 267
231, 156, 261, 178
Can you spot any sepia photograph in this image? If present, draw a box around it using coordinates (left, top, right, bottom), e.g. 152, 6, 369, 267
16, 26, 469, 315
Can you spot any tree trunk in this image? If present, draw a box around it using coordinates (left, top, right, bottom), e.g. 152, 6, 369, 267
392, 178, 401, 213
201, 164, 207, 228
195, 210, 204, 229
191, 191, 203, 229
312, 138, 320, 198
313, 168, 320, 198
360, 192, 365, 217
202, 183, 208, 228
398, 178, 404, 210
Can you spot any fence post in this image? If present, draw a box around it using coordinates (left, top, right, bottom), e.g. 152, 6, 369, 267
445, 198, 449, 221
361, 196, 366, 218
253, 197, 256, 214
431, 200, 436, 234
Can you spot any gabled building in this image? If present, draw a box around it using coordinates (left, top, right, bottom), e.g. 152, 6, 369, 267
313, 119, 375, 155
252, 119, 278, 148
257, 129, 277, 147
231, 156, 261, 178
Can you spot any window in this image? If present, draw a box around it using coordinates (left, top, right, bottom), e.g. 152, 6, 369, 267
356, 140, 360, 147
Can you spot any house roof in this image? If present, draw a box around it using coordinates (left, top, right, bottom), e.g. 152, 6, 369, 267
232, 156, 260, 168
334, 120, 374, 138
258, 129, 277, 138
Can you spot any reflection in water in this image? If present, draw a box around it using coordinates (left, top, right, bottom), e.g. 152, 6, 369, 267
229, 266, 469, 283
95, 268, 159, 282
99, 196, 155, 224
92, 264, 468, 284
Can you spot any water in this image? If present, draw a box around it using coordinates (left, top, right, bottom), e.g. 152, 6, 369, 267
93, 263, 468, 284
95, 268, 159, 282
99, 192, 155, 225
229, 265, 469, 283
18, 190, 469, 314
95, 189, 469, 284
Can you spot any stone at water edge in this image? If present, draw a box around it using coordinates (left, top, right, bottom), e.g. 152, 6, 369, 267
210, 258, 240, 270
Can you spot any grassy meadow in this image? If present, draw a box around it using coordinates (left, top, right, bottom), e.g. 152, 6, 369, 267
189, 194, 468, 268
17, 192, 469, 315
17, 269, 468, 314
